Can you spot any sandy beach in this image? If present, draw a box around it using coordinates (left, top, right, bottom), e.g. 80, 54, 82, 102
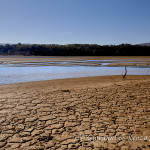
0, 75, 150, 149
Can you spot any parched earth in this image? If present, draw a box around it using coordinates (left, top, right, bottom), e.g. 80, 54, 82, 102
0, 76, 150, 150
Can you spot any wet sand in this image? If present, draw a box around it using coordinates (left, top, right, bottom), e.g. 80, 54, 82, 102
0, 56, 150, 67
0, 75, 150, 149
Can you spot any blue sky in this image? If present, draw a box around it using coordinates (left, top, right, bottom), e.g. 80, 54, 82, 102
0, 0, 150, 45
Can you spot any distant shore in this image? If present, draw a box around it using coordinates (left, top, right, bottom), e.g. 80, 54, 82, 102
0, 55, 150, 61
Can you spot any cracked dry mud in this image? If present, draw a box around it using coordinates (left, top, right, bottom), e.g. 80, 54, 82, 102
0, 76, 150, 150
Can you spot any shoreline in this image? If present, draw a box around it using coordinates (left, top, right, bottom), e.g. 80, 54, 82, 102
0, 74, 149, 84
0, 75, 149, 93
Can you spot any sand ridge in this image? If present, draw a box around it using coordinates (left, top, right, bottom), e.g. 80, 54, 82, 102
0, 75, 150, 149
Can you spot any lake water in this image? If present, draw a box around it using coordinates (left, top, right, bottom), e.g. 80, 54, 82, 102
0, 60, 150, 85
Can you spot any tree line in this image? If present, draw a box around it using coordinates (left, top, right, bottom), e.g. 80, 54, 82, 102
0, 43, 149, 56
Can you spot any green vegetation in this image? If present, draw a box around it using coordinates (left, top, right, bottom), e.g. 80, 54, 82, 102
0, 43, 149, 56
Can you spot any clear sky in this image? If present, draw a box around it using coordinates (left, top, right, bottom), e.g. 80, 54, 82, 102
0, 0, 150, 45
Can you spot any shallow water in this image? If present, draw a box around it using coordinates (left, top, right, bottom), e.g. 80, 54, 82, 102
0, 64, 150, 85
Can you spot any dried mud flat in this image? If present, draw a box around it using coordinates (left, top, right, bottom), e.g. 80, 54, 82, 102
0, 75, 150, 150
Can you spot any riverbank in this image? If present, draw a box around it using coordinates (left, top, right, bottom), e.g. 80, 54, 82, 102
0, 75, 150, 149
0, 55, 150, 60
